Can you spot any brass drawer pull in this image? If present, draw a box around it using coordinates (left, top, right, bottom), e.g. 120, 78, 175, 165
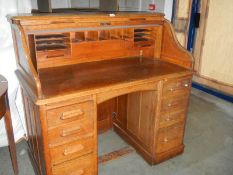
167, 103, 172, 107
46, 54, 65, 59
163, 138, 169, 142
130, 18, 146, 21
71, 170, 84, 175
81, 133, 94, 139
184, 83, 189, 87
162, 136, 179, 143
60, 109, 84, 120
63, 144, 84, 156
100, 22, 111, 26
61, 126, 81, 137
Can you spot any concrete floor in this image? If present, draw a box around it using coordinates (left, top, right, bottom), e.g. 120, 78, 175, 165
1, 89, 233, 175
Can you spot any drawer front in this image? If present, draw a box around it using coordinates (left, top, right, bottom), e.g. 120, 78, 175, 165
47, 101, 94, 128
50, 137, 94, 165
161, 96, 189, 112
159, 110, 185, 128
48, 118, 94, 147
156, 123, 184, 153
52, 154, 95, 175
163, 77, 192, 97
36, 49, 70, 61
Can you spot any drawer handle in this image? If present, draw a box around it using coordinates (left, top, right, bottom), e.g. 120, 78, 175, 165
100, 22, 111, 26
69, 170, 84, 175
61, 109, 84, 120
169, 88, 174, 91
162, 133, 180, 143
63, 144, 84, 156
163, 138, 169, 143
130, 18, 146, 21
46, 54, 65, 59
184, 83, 189, 87
61, 126, 81, 137
167, 103, 172, 107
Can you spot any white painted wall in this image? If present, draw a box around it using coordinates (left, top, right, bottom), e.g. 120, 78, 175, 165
52, 0, 70, 8
164, 0, 173, 21
31, 0, 38, 9
70, 0, 90, 8
119, 0, 172, 20
31, 0, 173, 20
118, 0, 165, 12
0, 0, 32, 147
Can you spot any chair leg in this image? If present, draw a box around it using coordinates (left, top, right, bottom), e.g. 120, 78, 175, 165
4, 95, 19, 175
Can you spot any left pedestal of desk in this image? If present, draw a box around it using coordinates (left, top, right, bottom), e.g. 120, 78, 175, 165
20, 89, 98, 175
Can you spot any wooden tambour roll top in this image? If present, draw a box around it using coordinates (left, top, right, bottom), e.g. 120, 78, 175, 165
8, 12, 193, 175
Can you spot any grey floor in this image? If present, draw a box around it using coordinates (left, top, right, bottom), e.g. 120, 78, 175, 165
1, 89, 233, 175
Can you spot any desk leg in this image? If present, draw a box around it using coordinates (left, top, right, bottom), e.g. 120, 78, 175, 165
4, 95, 19, 175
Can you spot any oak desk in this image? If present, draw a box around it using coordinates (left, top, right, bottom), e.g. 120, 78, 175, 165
8, 12, 193, 175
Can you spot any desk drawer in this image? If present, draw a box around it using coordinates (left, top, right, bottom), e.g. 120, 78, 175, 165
159, 110, 185, 128
163, 77, 191, 97
52, 153, 95, 175
47, 101, 94, 128
48, 118, 94, 147
156, 123, 184, 153
36, 49, 70, 61
50, 137, 94, 165
161, 96, 189, 112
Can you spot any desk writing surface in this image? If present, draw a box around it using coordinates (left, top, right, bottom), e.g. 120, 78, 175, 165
39, 57, 189, 99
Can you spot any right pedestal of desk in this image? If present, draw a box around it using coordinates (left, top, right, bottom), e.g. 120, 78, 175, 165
113, 75, 192, 164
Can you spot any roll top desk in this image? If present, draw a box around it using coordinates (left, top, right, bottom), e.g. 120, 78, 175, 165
8, 12, 193, 175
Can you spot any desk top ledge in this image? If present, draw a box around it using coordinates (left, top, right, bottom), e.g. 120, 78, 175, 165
8, 12, 165, 24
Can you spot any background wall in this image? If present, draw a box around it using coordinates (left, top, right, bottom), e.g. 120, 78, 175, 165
0, 0, 31, 147
172, 0, 192, 47
192, 0, 233, 96
199, 0, 233, 85
31, 0, 173, 21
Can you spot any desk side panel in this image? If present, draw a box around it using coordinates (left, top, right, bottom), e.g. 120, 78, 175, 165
161, 20, 193, 70
21, 88, 47, 175
11, 24, 42, 98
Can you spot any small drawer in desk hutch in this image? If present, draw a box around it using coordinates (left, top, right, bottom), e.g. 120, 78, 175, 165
34, 33, 71, 61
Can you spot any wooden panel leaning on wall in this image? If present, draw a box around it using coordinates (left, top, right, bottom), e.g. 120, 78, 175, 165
8, 12, 193, 175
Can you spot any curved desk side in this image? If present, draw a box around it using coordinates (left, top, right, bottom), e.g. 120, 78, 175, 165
161, 20, 194, 70
10, 22, 42, 99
